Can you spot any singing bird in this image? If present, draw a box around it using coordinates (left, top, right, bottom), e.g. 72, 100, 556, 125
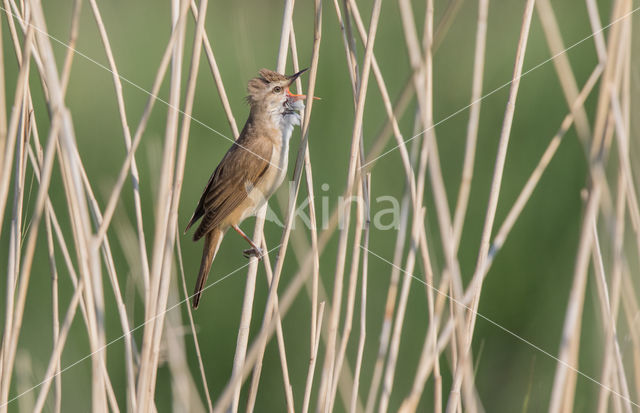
185, 68, 308, 308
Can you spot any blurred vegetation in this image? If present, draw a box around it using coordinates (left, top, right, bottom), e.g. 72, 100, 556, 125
1, 0, 632, 411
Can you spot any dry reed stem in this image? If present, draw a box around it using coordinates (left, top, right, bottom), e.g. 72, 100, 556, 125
591, 222, 632, 412
464, 0, 535, 330
597, 32, 635, 413
621, 266, 640, 400
240, 17, 322, 413
445, 2, 536, 411
351, 174, 371, 413
229, 1, 294, 410
295, 252, 364, 412
328, 181, 364, 412
221, 2, 324, 412
45, 213, 61, 413
27, 124, 127, 413
602, 170, 628, 411
0, 4, 7, 176
25, 14, 105, 364
396, 0, 471, 410
365, 119, 429, 413
549, 1, 631, 410
451, 0, 488, 248
214, 0, 323, 410
248, 22, 321, 413
1, 17, 79, 413
189, 0, 239, 139
139, 0, 210, 409
585, 0, 608, 62
27, 143, 85, 297
450, 2, 535, 410
380, 42, 438, 413
378, 208, 426, 413
212, 211, 349, 413
318, 1, 381, 410
43, 81, 109, 413
610, 87, 640, 271
231, 246, 261, 413
59, 0, 82, 94
358, 247, 461, 410
361, 2, 465, 171
135, 0, 187, 406
286, 12, 324, 384
593, 227, 620, 413
244, 238, 295, 413
0, 16, 31, 258
363, 191, 411, 413
7, 39, 28, 338
548, 184, 601, 413
421, 1, 489, 410
176, 233, 214, 412
67, 143, 138, 409
324, 2, 378, 410
487, 64, 603, 269
302, 301, 326, 413
3, 53, 30, 411
346, 0, 418, 211
18, 48, 144, 406
285, 217, 365, 411
47, 4, 80, 408
230, 240, 261, 412
398, 200, 443, 413
415, 0, 472, 409
32, 280, 86, 412
88, 0, 152, 296
94, 0, 190, 248
407, 0, 462, 345
24, 142, 91, 411
536, 0, 592, 144
2, 1, 45, 87
164, 276, 207, 413
286, 15, 324, 410
13, 3, 144, 405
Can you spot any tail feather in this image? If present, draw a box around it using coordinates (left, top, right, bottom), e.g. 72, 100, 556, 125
184, 209, 202, 234
192, 228, 224, 309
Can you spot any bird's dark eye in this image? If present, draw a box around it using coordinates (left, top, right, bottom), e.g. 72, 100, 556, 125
273, 86, 283, 94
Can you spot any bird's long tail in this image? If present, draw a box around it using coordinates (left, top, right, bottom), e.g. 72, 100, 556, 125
192, 228, 224, 309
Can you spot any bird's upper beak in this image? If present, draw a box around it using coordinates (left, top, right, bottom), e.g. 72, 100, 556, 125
286, 68, 308, 101
286, 68, 308, 85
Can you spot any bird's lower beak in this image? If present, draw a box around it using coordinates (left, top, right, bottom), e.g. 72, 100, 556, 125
286, 88, 306, 101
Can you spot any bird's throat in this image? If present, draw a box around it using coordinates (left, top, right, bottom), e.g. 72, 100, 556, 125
278, 98, 304, 143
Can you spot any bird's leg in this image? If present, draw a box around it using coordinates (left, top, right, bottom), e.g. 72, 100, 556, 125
232, 224, 264, 260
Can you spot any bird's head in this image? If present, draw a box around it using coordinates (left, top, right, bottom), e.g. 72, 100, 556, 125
246, 68, 307, 119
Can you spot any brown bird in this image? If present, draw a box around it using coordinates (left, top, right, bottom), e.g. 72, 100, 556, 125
185, 68, 308, 308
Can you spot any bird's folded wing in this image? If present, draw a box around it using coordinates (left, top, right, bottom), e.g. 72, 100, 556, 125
192, 138, 272, 240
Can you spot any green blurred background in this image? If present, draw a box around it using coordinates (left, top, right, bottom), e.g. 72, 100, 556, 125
1, 0, 635, 411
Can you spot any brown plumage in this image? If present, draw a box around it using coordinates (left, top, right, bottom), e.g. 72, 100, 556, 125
185, 68, 307, 308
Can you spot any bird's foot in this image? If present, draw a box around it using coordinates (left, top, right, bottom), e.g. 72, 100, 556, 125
243, 247, 264, 260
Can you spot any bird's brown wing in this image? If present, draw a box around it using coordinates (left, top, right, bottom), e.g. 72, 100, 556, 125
186, 137, 273, 241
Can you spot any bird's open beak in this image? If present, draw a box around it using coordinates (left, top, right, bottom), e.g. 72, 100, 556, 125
286, 68, 321, 101
286, 68, 308, 101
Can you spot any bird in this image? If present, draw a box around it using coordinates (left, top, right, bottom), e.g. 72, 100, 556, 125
184, 68, 308, 309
